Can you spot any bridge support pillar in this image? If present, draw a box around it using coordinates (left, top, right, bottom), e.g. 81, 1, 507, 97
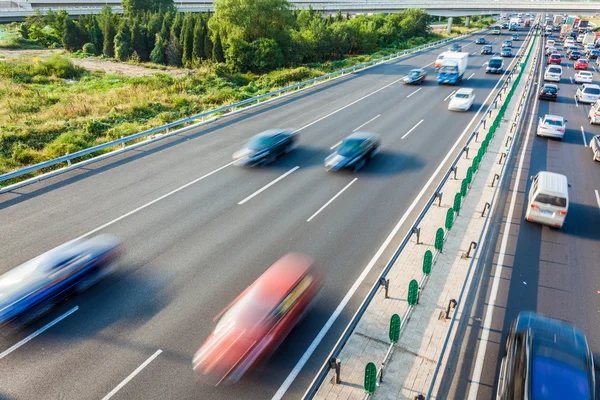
465, 16, 471, 28
447, 17, 453, 34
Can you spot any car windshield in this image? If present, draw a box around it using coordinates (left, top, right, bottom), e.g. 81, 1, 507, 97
534, 193, 567, 207
338, 138, 364, 157
584, 87, 600, 95
544, 86, 557, 93
579, 72, 592, 76
543, 118, 564, 127
531, 340, 591, 400
503, 49, 511, 53
247, 135, 279, 151
578, 59, 588, 64
548, 67, 561, 74
455, 93, 470, 99
489, 60, 502, 67
440, 65, 457, 73
409, 70, 421, 77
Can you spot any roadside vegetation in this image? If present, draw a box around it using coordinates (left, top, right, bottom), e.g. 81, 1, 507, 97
0, 0, 491, 178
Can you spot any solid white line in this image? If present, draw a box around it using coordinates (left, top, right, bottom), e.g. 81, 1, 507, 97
74, 161, 235, 241
330, 141, 342, 150
353, 114, 381, 132
0, 306, 78, 360
580, 126, 588, 147
407, 88, 422, 98
467, 72, 476, 80
102, 350, 162, 400
595, 190, 600, 210
468, 39, 542, 400
306, 178, 358, 222
444, 90, 457, 101
401, 119, 424, 139
238, 166, 299, 205
566, 63, 570, 70
278, 46, 516, 400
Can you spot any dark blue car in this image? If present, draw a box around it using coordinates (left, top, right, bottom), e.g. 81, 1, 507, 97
0, 235, 122, 326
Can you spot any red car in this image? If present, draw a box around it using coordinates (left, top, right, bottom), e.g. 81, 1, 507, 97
193, 253, 323, 385
548, 53, 561, 64
574, 58, 589, 70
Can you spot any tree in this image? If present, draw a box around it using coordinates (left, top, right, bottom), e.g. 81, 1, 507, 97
171, 12, 183, 41
251, 38, 283, 72
62, 18, 82, 51
159, 10, 175, 40
335, 10, 344, 22
226, 37, 253, 70
88, 15, 103, 55
114, 22, 133, 61
123, 0, 174, 14
150, 34, 166, 64
192, 15, 206, 62
181, 13, 195, 66
212, 31, 225, 62
204, 26, 213, 61
165, 30, 182, 66
100, 6, 116, 57
398, 8, 430, 38
131, 19, 148, 61
19, 23, 29, 39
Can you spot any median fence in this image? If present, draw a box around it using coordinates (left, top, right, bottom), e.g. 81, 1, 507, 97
0, 28, 486, 194
305, 25, 539, 400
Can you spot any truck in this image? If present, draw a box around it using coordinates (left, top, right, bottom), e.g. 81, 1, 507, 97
560, 24, 573, 38
510, 17, 519, 31
578, 20, 589, 31
437, 52, 469, 85
583, 32, 596, 46
553, 15, 563, 26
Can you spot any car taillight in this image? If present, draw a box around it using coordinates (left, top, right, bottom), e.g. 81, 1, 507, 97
558, 128, 565, 132
531, 204, 539, 209
559, 210, 566, 215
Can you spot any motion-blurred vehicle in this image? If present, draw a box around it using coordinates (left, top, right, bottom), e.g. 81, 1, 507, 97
588, 49, 600, 60
511, 33, 519, 41
574, 58, 589, 70
574, 70, 593, 84
0, 235, 122, 326
448, 88, 476, 111
232, 129, 297, 167
448, 43, 462, 52
192, 253, 323, 384
544, 65, 563, 82
481, 45, 493, 55
538, 83, 559, 101
584, 44, 596, 55
324, 132, 380, 172
545, 46, 557, 56
491, 26, 501, 35
566, 46, 578, 55
569, 50, 583, 60
500, 47, 513, 57
403, 68, 427, 85
589, 100, 600, 125
497, 311, 594, 399
475, 37, 486, 45
576, 84, 600, 104
502, 40, 513, 48
589, 134, 600, 161
486, 57, 503, 74
546, 39, 556, 48
547, 53, 561, 64
537, 114, 566, 139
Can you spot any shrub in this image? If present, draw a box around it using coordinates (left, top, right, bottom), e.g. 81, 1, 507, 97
82, 42, 97, 54
45, 131, 94, 158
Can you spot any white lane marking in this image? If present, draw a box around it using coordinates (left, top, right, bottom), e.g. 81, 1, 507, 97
566, 63, 570, 70
580, 126, 588, 147
570, 76, 573, 83
407, 87, 422, 98
401, 119, 424, 139
74, 161, 235, 241
468, 41, 542, 399
306, 178, 358, 222
444, 90, 457, 101
593, 66, 598, 72
102, 350, 162, 400
471, 51, 477, 55
422, 61, 435, 68
0, 306, 78, 360
353, 114, 381, 132
482, 62, 488, 67
575, 95, 579, 107
293, 76, 407, 133
595, 190, 600, 210
278, 50, 515, 400
330, 141, 342, 150
238, 166, 299, 205
467, 72, 476, 80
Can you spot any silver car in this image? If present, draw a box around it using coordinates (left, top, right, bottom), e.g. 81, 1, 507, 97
537, 114, 566, 139
590, 135, 600, 162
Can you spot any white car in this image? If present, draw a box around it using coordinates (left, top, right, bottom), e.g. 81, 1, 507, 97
537, 114, 566, 139
546, 39, 556, 48
574, 71, 593, 84
544, 65, 563, 82
448, 88, 476, 111
545, 46, 557, 56
590, 135, 600, 161
576, 84, 600, 104
563, 39, 574, 48
589, 100, 600, 124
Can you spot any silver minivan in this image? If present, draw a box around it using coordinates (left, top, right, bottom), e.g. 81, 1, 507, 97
525, 172, 569, 228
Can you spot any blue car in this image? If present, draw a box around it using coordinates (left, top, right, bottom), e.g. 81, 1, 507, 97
501, 48, 513, 57
0, 235, 122, 326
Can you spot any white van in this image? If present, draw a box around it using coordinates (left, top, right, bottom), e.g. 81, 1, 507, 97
525, 172, 569, 228
589, 100, 600, 125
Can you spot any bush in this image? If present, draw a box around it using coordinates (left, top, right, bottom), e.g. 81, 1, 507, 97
257, 67, 322, 88
35, 55, 85, 79
45, 131, 94, 158
82, 42, 97, 54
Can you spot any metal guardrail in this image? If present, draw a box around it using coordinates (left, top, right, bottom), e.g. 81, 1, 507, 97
0, 28, 485, 193
302, 25, 537, 400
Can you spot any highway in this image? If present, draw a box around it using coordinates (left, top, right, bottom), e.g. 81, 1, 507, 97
0, 29, 528, 400
436, 31, 600, 400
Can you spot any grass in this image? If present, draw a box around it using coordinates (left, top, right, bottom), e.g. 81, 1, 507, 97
0, 31, 465, 181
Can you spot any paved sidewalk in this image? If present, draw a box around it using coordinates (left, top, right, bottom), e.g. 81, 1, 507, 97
313, 31, 539, 400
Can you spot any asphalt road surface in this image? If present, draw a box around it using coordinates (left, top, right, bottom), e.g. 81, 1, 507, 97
0, 29, 530, 400
437, 32, 600, 400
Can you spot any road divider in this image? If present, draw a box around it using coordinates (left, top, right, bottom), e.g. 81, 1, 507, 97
407, 88, 423, 98
102, 349, 162, 400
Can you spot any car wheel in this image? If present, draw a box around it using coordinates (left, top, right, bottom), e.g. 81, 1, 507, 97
353, 158, 366, 172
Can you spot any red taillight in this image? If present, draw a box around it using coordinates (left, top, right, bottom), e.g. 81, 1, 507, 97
531, 204, 539, 209
559, 210, 566, 215
558, 128, 565, 132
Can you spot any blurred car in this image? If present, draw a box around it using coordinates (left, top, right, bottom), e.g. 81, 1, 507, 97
574, 58, 589, 70
502, 22, 509, 29
569, 50, 583, 60
589, 100, 600, 125
546, 39, 556, 48
537, 114, 566, 139
481, 45, 493, 55
511, 33, 519, 41
475, 37, 486, 45
590, 134, 600, 161
192, 253, 323, 384
502, 40, 513, 48
566, 46, 578, 55
403, 68, 426, 85
232, 129, 297, 167
500, 47, 513, 57
588, 49, 600, 60
448, 43, 462, 52
538, 83, 559, 101
576, 84, 600, 104
324, 132, 380, 172
547, 53, 562, 64
497, 311, 595, 400
0, 235, 122, 326
448, 88, 476, 111
584, 44, 596, 55
574, 70, 593, 84
486, 57, 503, 74
545, 46, 557, 56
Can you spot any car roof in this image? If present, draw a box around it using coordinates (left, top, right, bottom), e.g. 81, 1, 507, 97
583, 83, 600, 89
254, 129, 290, 138
543, 83, 558, 88
409, 68, 424, 73
515, 311, 588, 353
490, 56, 502, 60
345, 131, 379, 141
543, 114, 564, 122
456, 88, 474, 95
